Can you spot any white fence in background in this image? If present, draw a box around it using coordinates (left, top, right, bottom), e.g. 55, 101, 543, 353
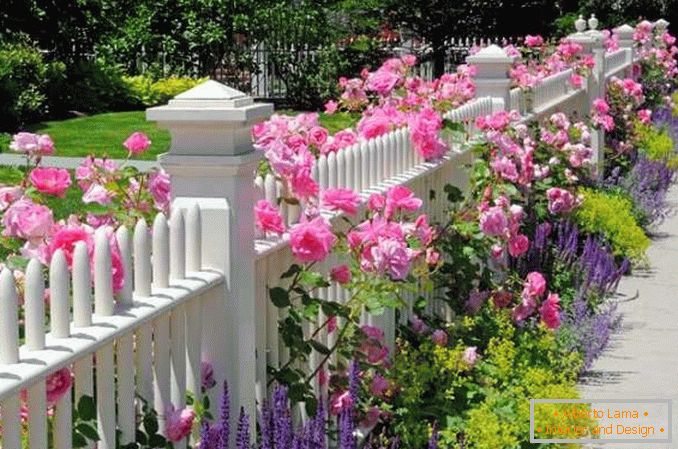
0, 17, 647, 449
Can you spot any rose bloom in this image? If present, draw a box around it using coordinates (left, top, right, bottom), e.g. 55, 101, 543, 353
431, 329, 448, 346
508, 234, 529, 257
82, 184, 114, 206
29, 167, 72, 197
540, 292, 561, 329
165, 406, 195, 442
370, 374, 390, 397
329, 390, 353, 415
462, 346, 479, 367
254, 200, 285, 235
479, 206, 508, 237
525, 34, 544, 47
308, 126, 329, 147
289, 216, 336, 263
324, 100, 338, 114
385, 186, 422, 219
2, 198, 54, 243
361, 324, 384, 340
123, 132, 152, 155
330, 264, 351, 284
524, 271, 547, 298
0, 185, 23, 210
149, 170, 171, 213
46, 367, 73, 405
44, 223, 94, 266
10, 132, 55, 156
322, 188, 361, 215
546, 187, 577, 214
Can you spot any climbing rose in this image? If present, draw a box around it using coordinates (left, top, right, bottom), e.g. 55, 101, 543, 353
82, 184, 114, 205
368, 238, 410, 280
370, 374, 389, 397
546, 187, 577, 214
366, 69, 401, 96
431, 329, 448, 346
324, 100, 338, 114
322, 188, 361, 215
289, 216, 336, 263
165, 406, 195, 442
46, 368, 72, 405
75, 156, 118, 190
508, 234, 529, 257
362, 324, 385, 340
384, 186, 422, 218
410, 314, 428, 334
10, 132, 55, 156
0, 186, 23, 210
593, 98, 610, 114
524, 272, 547, 298
637, 109, 652, 124
330, 264, 351, 284
525, 35, 544, 47
462, 347, 478, 367
329, 390, 353, 415
479, 206, 508, 237
123, 132, 152, 155
254, 200, 285, 235
2, 198, 54, 243
29, 167, 72, 197
539, 292, 561, 329
149, 170, 171, 213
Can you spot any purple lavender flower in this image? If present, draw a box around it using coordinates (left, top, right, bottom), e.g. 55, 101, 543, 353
339, 361, 360, 449
219, 381, 230, 449
428, 422, 439, 449
236, 407, 250, 449
259, 400, 273, 449
273, 385, 293, 449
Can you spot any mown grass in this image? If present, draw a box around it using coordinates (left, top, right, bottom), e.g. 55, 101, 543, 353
0, 108, 361, 162
0, 111, 171, 160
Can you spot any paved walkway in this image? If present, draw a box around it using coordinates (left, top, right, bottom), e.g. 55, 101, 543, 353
0, 153, 159, 171
579, 185, 678, 449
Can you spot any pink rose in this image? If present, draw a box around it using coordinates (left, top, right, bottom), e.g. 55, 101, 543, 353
322, 188, 361, 215
46, 368, 72, 405
308, 127, 329, 147
385, 186, 422, 219
525, 34, 544, 47
0, 185, 23, 210
201, 361, 216, 390
410, 314, 428, 334
462, 346, 478, 367
360, 406, 381, 429
593, 98, 610, 114
123, 132, 152, 155
479, 206, 508, 237
165, 406, 195, 442
330, 264, 351, 284
254, 200, 285, 235
324, 100, 338, 114
524, 272, 547, 298
366, 69, 402, 96
367, 193, 386, 212
29, 167, 72, 197
361, 324, 384, 340
637, 109, 652, 124
367, 238, 410, 280
2, 198, 54, 243
330, 390, 353, 415
539, 292, 561, 329
431, 329, 448, 347
289, 216, 336, 263
569, 73, 584, 89
402, 54, 417, 66
546, 187, 577, 214
149, 170, 171, 213
44, 223, 94, 266
75, 156, 118, 190
508, 234, 529, 258
82, 184, 114, 206
327, 315, 337, 334
370, 374, 389, 397
492, 290, 513, 308
332, 130, 358, 150
10, 132, 55, 156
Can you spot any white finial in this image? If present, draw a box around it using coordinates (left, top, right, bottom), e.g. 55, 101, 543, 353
655, 19, 670, 31
575, 15, 587, 32
588, 14, 599, 30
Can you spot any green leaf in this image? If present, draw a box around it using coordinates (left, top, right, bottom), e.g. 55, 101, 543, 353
76, 423, 100, 441
72, 432, 87, 448
304, 396, 318, 416
149, 434, 167, 447
143, 414, 159, 436
280, 264, 301, 279
202, 394, 210, 411
299, 271, 329, 288
77, 395, 96, 421
269, 287, 291, 307
309, 340, 331, 355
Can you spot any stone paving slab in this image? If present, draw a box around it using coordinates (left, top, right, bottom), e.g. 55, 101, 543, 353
0, 153, 160, 172
579, 186, 678, 449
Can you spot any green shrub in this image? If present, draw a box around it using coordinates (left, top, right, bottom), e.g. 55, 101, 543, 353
122, 75, 207, 107
0, 41, 61, 130
46, 59, 132, 116
574, 187, 650, 263
634, 122, 678, 167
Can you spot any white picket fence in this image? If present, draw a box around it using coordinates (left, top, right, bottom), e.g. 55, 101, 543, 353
0, 17, 648, 449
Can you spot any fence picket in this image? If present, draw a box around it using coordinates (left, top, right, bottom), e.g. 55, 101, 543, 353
1, 394, 22, 449
50, 250, 70, 338
25, 258, 45, 350
171, 211, 186, 280
153, 213, 170, 289
134, 219, 152, 298
73, 242, 93, 327
117, 226, 134, 305
95, 229, 115, 316
0, 268, 19, 364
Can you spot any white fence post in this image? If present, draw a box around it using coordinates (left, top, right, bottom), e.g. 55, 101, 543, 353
466, 45, 517, 112
614, 23, 635, 75
147, 80, 273, 436
568, 15, 607, 176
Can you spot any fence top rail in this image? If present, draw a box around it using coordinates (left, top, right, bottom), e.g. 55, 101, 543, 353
0, 270, 223, 402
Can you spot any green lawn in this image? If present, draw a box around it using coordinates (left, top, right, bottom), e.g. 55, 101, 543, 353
0, 109, 360, 162
0, 111, 171, 160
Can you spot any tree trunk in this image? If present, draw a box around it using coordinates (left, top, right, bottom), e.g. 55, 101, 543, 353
432, 42, 446, 79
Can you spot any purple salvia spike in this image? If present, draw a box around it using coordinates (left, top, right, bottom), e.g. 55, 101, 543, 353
236, 407, 250, 449
390, 436, 400, 449
200, 420, 214, 449
259, 400, 274, 449
428, 422, 440, 449
218, 380, 230, 449
273, 385, 293, 449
